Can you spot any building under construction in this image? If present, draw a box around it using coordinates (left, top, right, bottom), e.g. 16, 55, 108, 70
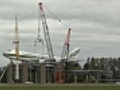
0, 62, 113, 84
0, 2, 115, 84
0, 62, 51, 83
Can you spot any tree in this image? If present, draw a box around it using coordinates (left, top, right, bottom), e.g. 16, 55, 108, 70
83, 63, 89, 70
67, 62, 82, 70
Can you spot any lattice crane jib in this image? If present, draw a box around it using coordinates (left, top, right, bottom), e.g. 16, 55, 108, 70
61, 28, 71, 60
38, 3, 55, 61
13, 14, 20, 80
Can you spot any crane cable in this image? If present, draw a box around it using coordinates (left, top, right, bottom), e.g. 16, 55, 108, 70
34, 10, 44, 45
34, 9, 44, 56
43, 5, 69, 29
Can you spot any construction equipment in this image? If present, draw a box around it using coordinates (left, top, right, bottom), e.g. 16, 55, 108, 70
61, 28, 71, 83
38, 2, 55, 62
13, 14, 20, 82
61, 28, 71, 61
34, 25, 44, 46
34, 10, 44, 46
34, 9, 44, 58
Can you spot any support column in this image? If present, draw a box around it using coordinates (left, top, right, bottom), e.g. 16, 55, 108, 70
22, 63, 28, 83
74, 73, 77, 83
54, 66, 58, 83
96, 73, 99, 83
86, 74, 89, 83
35, 70, 38, 83
40, 63, 46, 84
7, 62, 13, 84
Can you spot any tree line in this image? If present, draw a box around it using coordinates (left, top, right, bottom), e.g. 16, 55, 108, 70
83, 57, 120, 79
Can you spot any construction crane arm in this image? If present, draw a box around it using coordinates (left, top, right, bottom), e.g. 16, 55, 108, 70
61, 28, 71, 60
38, 2, 55, 61
13, 14, 19, 60
13, 14, 20, 81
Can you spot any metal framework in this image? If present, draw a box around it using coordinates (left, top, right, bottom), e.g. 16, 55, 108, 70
61, 28, 71, 61
13, 14, 20, 81
38, 3, 55, 62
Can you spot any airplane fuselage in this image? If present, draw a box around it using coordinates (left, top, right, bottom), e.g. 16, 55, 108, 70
3, 47, 80, 63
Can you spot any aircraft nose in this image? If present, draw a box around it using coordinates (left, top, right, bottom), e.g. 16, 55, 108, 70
3, 51, 7, 57
3, 52, 6, 56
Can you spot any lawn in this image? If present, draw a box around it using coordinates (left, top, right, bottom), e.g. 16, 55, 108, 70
0, 85, 120, 90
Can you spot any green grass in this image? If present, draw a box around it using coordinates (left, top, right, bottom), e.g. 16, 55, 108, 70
0, 85, 120, 90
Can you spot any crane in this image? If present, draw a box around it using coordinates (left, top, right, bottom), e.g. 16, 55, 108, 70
61, 28, 71, 83
34, 10, 44, 46
38, 2, 55, 62
61, 28, 71, 61
13, 14, 20, 82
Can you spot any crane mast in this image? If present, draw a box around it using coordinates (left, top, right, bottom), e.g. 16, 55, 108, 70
61, 28, 71, 60
38, 3, 55, 61
61, 28, 71, 83
13, 14, 20, 81
14, 15, 19, 60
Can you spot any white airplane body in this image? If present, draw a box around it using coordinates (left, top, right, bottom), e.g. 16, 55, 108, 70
3, 47, 81, 63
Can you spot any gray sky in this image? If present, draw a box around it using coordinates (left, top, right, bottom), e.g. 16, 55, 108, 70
1, 0, 120, 67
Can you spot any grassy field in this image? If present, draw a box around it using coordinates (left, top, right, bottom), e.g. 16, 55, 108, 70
0, 84, 120, 90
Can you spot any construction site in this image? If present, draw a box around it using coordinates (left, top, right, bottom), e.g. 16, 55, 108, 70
0, 2, 76, 84
0, 2, 118, 84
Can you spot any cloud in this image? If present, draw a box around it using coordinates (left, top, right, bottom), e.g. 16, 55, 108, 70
1, 0, 120, 66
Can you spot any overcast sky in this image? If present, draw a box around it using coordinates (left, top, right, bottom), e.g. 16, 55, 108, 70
1, 0, 120, 67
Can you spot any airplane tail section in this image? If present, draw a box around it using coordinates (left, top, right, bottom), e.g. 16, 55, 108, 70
69, 47, 80, 59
